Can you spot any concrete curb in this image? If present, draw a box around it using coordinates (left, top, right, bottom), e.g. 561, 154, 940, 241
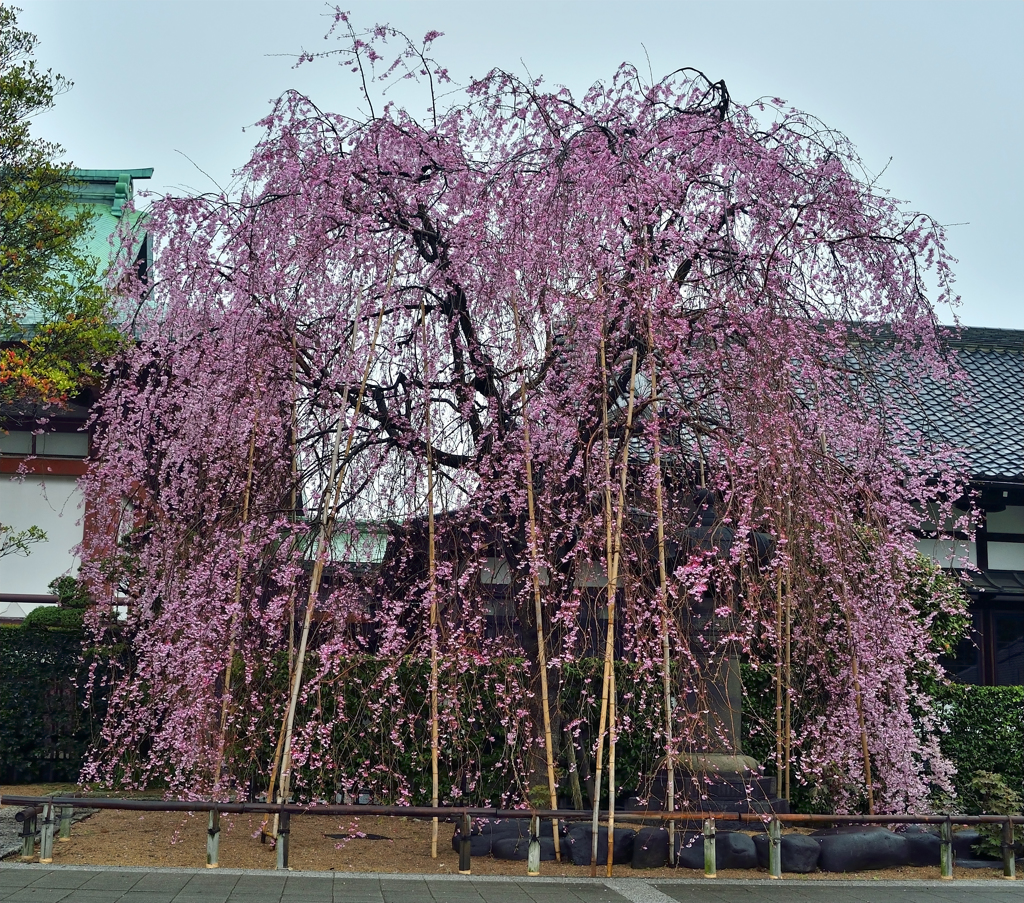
0, 861, 1010, 886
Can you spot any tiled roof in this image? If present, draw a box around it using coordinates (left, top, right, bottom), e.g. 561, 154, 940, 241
851, 324, 1021, 483
930, 327, 1023, 483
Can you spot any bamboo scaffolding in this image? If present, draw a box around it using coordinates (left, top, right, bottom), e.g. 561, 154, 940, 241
590, 343, 637, 877
511, 299, 562, 860
270, 282, 389, 828
590, 336, 616, 878
606, 658, 618, 878
606, 351, 637, 878
646, 326, 676, 864
851, 649, 875, 815
422, 296, 440, 859
774, 571, 784, 798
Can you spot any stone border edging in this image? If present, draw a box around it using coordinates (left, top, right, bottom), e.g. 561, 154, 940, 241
0, 862, 1010, 887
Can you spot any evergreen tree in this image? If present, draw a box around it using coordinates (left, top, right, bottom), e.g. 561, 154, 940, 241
0, 5, 123, 407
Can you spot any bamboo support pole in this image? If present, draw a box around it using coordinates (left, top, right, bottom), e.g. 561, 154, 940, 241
427, 447, 439, 860
511, 298, 561, 861
273, 280, 390, 825
590, 337, 616, 877
206, 808, 221, 868
647, 321, 675, 863
1002, 817, 1016, 880
606, 672, 617, 878
768, 815, 781, 878
703, 816, 717, 878
262, 693, 289, 842
564, 728, 585, 810
775, 571, 783, 796
940, 818, 953, 879
420, 297, 441, 859
591, 347, 638, 877
39, 803, 54, 863
850, 648, 875, 815
58, 806, 71, 841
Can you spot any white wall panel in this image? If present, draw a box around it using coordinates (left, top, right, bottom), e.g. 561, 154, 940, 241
0, 475, 84, 598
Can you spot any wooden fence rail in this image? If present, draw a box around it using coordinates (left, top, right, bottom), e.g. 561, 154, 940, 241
2, 794, 1020, 880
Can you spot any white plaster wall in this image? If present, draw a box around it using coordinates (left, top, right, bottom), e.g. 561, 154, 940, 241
0, 475, 84, 600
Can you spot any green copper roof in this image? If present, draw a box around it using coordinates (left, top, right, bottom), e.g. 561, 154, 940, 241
14, 168, 153, 327
70, 168, 153, 278
71, 169, 153, 217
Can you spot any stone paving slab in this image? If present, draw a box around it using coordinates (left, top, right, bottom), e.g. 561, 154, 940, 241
0, 865, 1018, 903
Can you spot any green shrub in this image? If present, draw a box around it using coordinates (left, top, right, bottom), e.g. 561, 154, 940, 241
966, 771, 1023, 858
18, 576, 92, 630
934, 684, 1024, 808
20, 605, 84, 631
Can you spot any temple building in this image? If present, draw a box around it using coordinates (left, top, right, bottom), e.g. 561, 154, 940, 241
0, 168, 152, 621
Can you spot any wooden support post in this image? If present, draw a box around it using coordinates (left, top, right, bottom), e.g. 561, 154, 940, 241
39, 804, 54, 864
458, 813, 472, 875
703, 817, 716, 878
527, 814, 541, 877
940, 817, 953, 880
768, 816, 781, 879
276, 811, 291, 871
20, 812, 36, 861
206, 808, 221, 868
58, 806, 72, 841
1003, 818, 1016, 880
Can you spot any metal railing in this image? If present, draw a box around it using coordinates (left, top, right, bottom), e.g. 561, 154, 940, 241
2, 794, 1020, 880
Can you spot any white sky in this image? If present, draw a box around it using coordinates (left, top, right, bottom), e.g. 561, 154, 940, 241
18, 0, 1024, 328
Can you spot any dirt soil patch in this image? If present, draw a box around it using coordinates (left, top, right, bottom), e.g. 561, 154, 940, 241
7, 806, 1004, 881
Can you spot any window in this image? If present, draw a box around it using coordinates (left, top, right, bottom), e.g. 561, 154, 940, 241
993, 610, 1024, 686
0, 430, 88, 458
0, 431, 32, 455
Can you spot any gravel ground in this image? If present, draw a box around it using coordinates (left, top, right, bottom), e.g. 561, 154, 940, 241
0, 785, 95, 861
1, 785, 1010, 882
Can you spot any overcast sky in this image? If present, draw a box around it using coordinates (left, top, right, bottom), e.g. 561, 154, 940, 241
17, 0, 1024, 328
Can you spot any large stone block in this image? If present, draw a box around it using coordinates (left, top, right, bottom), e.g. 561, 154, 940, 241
897, 825, 940, 866
716, 831, 758, 869
450, 830, 492, 856
813, 827, 909, 872
674, 831, 705, 869
631, 826, 669, 869
752, 832, 821, 873
672, 830, 757, 870
565, 824, 635, 866
491, 835, 557, 861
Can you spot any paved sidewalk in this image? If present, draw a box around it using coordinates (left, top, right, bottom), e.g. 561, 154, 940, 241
0, 865, 1017, 903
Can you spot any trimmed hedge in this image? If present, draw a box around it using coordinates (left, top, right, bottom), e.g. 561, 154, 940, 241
1, 628, 1020, 808
933, 683, 1024, 808
0, 626, 106, 783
